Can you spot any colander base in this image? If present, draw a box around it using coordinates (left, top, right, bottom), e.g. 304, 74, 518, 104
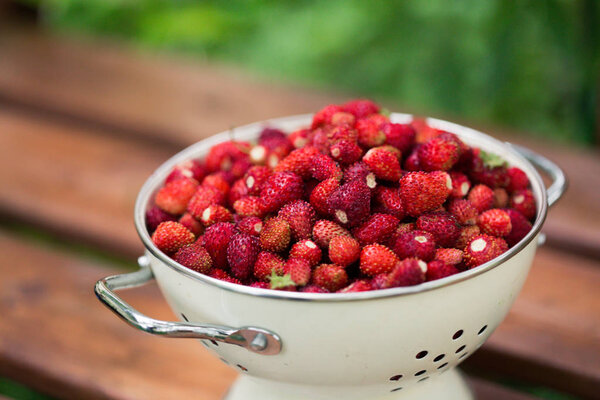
224, 368, 473, 400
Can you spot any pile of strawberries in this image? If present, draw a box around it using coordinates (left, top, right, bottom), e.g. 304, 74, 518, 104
147, 99, 535, 293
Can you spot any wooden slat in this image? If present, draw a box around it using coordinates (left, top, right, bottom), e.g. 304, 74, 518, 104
0, 233, 537, 400
0, 27, 598, 258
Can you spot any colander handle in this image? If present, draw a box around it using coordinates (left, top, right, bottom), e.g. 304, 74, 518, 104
509, 143, 567, 207
94, 256, 282, 355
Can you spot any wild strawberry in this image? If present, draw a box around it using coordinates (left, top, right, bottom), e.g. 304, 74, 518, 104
434, 248, 463, 265
504, 209, 532, 246
359, 244, 398, 276
201, 205, 233, 227
253, 251, 285, 281
250, 281, 270, 289
259, 217, 291, 252
328, 235, 361, 267
311, 127, 332, 154
418, 135, 460, 171
387, 258, 427, 287
260, 171, 304, 213
311, 153, 343, 181
363, 146, 402, 181
202, 173, 230, 197
510, 189, 536, 220
327, 179, 372, 227
244, 166, 271, 196
338, 280, 372, 293
416, 211, 460, 248
330, 124, 359, 143
201, 222, 236, 269
178, 212, 204, 237
353, 213, 399, 245
468, 184, 494, 213
393, 230, 436, 261
278, 200, 317, 240
403, 146, 421, 171
208, 268, 242, 285
274, 146, 320, 179
227, 233, 260, 280
230, 157, 252, 179
289, 239, 322, 267
285, 258, 312, 286
383, 123, 415, 153
426, 260, 460, 281
373, 187, 405, 220
309, 178, 339, 216
411, 119, 443, 144
289, 129, 312, 149
249, 145, 268, 165
447, 199, 478, 225
312, 219, 351, 248
474, 166, 509, 189
165, 160, 207, 184
343, 162, 377, 190
477, 209, 512, 237
312, 104, 344, 129
187, 185, 226, 219
236, 216, 263, 237
301, 285, 329, 293
146, 206, 177, 233
330, 111, 356, 126
330, 140, 363, 165
205, 141, 250, 172
507, 167, 529, 192
233, 196, 265, 218
399, 171, 451, 217
151, 221, 195, 254
155, 178, 198, 215
463, 234, 508, 268
174, 243, 212, 273
228, 179, 249, 207
493, 188, 509, 208
455, 225, 481, 249
356, 116, 386, 147
342, 99, 380, 119
312, 264, 348, 292
449, 172, 471, 198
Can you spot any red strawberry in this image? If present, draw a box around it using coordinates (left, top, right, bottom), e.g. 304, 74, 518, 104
249, 145, 268, 165
504, 209, 532, 246
228, 179, 249, 207
187, 185, 226, 219
301, 285, 329, 293
493, 188, 509, 208
260, 171, 304, 213
403, 146, 421, 171
330, 124, 359, 143
151, 221, 195, 254
227, 233, 260, 280
328, 235, 361, 267
363, 146, 402, 181
343, 162, 377, 190
356, 116, 386, 147
174, 243, 212, 273
208, 268, 242, 285
393, 230, 436, 261
278, 200, 317, 240
312, 104, 343, 129
416, 211, 460, 248
426, 260, 460, 281
309, 178, 339, 216
359, 244, 398, 276
330, 140, 363, 165
201, 222, 236, 269
342, 99, 380, 118
399, 171, 451, 217
373, 186, 405, 220
259, 127, 286, 142
473, 165, 509, 189
205, 141, 249, 172
201, 205, 233, 227
411, 119, 443, 144
338, 280, 372, 293
250, 281, 271, 289
447, 199, 478, 225
259, 217, 291, 252
165, 160, 207, 184
387, 258, 427, 287
418, 135, 460, 171
230, 157, 252, 180
449, 172, 471, 198
383, 123, 416, 153
178, 212, 204, 237
312, 219, 351, 248
434, 248, 464, 265
285, 258, 312, 286
510, 189, 536, 220
236, 216, 263, 237
243, 166, 271, 195
507, 167, 529, 192
146, 206, 177, 233
274, 146, 320, 179
477, 209, 512, 237
311, 153, 343, 181
311, 127, 332, 154
468, 184, 494, 213
202, 173, 230, 197
463, 234, 508, 268
330, 111, 356, 126
289, 239, 322, 267
155, 178, 198, 215
312, 264, 348, 292
455, 225, 481, 249
353, 213, 399, 245
289, 129, 312, 149
253, 251, 285, 281
327, 179, 372, 227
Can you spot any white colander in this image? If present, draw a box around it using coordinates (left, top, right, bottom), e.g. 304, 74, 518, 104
95, 114, 566, 400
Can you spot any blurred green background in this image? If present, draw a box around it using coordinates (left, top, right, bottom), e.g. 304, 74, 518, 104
31, 0, 599, 145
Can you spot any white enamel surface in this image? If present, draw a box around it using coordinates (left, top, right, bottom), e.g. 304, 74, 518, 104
138, 113, 545, 399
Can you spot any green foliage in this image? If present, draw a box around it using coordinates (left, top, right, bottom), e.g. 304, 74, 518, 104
0, 377, 56, 400
38, 0, 599, 145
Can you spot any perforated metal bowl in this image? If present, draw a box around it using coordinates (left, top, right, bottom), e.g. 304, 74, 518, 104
95, 113, 566, 400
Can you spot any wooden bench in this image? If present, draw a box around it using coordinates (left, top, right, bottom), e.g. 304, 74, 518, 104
0, 21, 599, 400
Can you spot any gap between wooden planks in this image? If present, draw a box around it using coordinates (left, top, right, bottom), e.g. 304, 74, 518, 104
0, 232, 538, 400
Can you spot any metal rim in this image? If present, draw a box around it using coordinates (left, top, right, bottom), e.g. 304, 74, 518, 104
134, 113, 548, 302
